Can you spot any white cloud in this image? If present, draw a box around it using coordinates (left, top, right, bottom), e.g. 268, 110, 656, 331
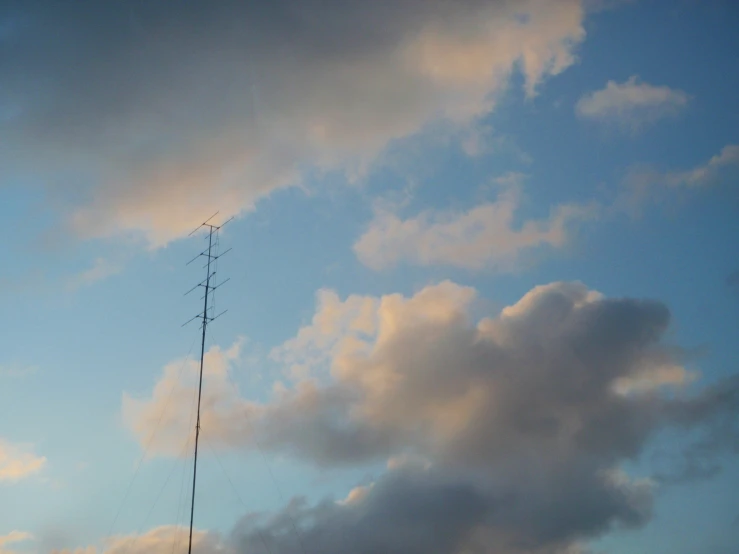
2, 0, 587, 247
576, 76, 690, 132
0, 532, 33, 554
121, 340, 244, 457
354, 174, 597, 271
0, 439, 47, 482
270, 289, 379, 382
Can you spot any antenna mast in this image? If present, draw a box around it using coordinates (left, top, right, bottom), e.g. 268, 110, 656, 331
182, 212, 233, 554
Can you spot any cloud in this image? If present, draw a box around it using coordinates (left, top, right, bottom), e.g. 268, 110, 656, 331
123, 280, 739, 552
232, 463, 653, 554
576, 76, 690, 132
0, 532, 33, 554
52, 526, 218, 554
0, 364, 38, 378
354, 174, 597, 271
660, 144, 739, 188
125, 281, 737, 470
121, 340, 244, 458
66, 257, 124, 290
270, 289, 379, 382
648, 374, 739, 484
619, 143, 739, 213
613, 364, 698, 396
1, 0, 587, 247
72, 467, 648, 554
0, 438, 47, 482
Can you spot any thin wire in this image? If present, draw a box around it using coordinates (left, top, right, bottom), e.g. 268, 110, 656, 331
129, 381, 200, 554
171, 385, 201, 554
127, 436, 193, 554
201, 242, 309, 554
202, 435, 274, 554
206, 330, 310, 554
211, 327, 356, 554
106, 335, 199, 540
169, 448, 191, 554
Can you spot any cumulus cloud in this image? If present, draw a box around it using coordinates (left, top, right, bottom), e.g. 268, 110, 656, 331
270, 289, 379, 382
0, 438, 47, 481
1, 0, 587, 247
576, 76, 690, 132
353, 174, 597, 271
123, 280, 739, 552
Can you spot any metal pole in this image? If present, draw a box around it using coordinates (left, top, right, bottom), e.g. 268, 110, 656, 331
188, 226, 214, 554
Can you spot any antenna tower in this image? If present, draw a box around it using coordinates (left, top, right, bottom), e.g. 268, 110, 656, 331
182, 211, 233, 554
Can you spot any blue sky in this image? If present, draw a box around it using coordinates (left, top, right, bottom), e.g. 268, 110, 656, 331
1, 1, 738, 553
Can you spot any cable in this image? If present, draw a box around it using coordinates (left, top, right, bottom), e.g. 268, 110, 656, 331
213, 327, 359, 554
128, 378, 200, 554
205, 330, 310, 554
169, 448, 191, 554
127, 436, 193, 553
202, 435, 274, 554
171, 385, 201, 554
106, 335, 199, 540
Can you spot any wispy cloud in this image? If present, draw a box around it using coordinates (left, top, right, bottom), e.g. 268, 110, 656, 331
620, 143, 739, 213
658, 144, 739, 188
576, 76, 690, 133
353, 173, 598, 271
0, 439, 47, 482
0, 532, 33, 554
0, 365, 38, 378
66, 257, 124, 290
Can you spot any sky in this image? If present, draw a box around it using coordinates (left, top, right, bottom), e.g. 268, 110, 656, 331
1, 0, 738, 553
